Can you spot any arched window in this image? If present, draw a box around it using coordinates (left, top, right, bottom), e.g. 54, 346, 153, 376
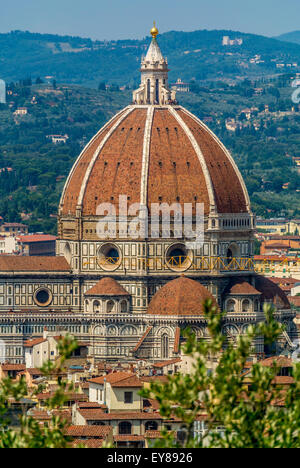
64, 242, 72, 264
147, 79, 151, 102
227, 299, 236, 313
119, 421, 132, 435
161, 334, 169, 359
93, 300, 100, 313
155, 79, 159, 103
107, 300, 114, 313
145, 421, 158, 431
242, 299, 251, 313
254, 300, 260, 312
120, 300, 128, 313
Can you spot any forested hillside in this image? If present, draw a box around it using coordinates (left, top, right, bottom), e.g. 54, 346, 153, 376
1, 29, 300, 87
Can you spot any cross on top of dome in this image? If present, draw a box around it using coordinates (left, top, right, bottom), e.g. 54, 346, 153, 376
132, 24, 177, 106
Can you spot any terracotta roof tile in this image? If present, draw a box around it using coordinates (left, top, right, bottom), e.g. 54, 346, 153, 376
111, 375, 143, 388
88, 371, 135, 385
61, 111, 126, 215
66, 425, 112, 437
85, 277, 129, 296
147, 277, 218, 316
78, 410, 162, 421
18, 235, 57, 243
82, 108, 147, 216
0, 256, 70, 272
226, 280, 261, 295
114, 435, 145, 442
153, 358, 181, 368
255, 275, 290, 310
147, 108, 210, 215
1, 364, 26, 371
178, 109, 248, 213
24, 338, 47, 348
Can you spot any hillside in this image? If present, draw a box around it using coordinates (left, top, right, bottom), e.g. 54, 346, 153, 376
276, 31, 300, 45
1, 29, 300, 87
0, 78, 299, 234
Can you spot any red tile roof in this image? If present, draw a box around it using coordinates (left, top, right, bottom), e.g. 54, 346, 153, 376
1, 364, 26, 371
85, 277, 129, 296
66, 425, 112, 438
153, 358, 182, 369
78, 410, 162, 421
26, 368, 43, 376
111, 375, 143, 388
18, 235, 57, 243
227, 281, 261, 295
0, 256, 70, 272
36, 392, 87, 401
148, 277, 218, 316
258, 356, 293, 368
114, 435, 145, 442
145, 430, 176, 439
88, 371, 135, 385
77, 402, 106, 409
24, 338, 47, 348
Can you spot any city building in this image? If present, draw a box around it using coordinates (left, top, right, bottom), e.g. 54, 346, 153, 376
0, 79, 6, 104
222, 36, 243, 46
0, 26, 296, 364
46, 134, 69, 144
13, 107, 28, 116
0, 223, 28, 236
17, 234, 57, 256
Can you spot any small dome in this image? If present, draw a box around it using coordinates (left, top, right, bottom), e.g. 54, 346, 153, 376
85, 277, 129, 296
255, 276, 290, 310
226, 279, 261, 295
147, 277, 218, 316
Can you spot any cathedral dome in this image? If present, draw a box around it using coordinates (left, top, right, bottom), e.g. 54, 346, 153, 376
147, 277, 218, 316
59, 30, 250, 220
59, 105, 250, 217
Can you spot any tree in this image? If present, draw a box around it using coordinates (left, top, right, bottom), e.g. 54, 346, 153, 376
141, 301, 300, 448
0, 336, 78, 448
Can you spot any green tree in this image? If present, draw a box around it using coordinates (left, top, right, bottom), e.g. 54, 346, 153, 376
142, 301, 300, 448
0, 336, 78, 448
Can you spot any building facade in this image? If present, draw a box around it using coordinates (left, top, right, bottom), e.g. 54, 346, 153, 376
0, 27, 296, 364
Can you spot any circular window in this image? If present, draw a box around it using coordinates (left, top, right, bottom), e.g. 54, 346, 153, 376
97, 243, 122, 271
34, 288, 52, 307
166, 243, 192, 272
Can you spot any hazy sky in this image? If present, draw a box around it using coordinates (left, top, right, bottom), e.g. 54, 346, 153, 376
1, 0, 299, 40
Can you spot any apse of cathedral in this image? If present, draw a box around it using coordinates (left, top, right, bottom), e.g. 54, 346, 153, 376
0, 25, 296, 364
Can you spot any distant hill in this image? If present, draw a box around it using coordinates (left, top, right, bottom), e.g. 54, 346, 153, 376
1, 29, 300, 87
276, 31, 300, 45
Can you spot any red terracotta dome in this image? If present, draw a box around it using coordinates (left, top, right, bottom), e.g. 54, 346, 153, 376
255, 275, 290, 310
84, 277, 129, 297
147, 277, 219, 316
59, 105, 250, 217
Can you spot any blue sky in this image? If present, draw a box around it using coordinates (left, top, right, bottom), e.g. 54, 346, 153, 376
1, 0, 299, 40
